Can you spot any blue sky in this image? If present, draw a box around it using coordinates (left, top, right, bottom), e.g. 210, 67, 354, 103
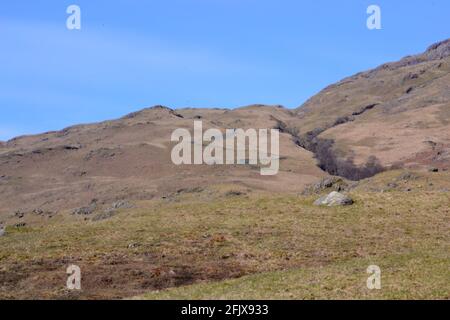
0, 0, 449, 140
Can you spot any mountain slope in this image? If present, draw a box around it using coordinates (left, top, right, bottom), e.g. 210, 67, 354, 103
0, 40, 449, 300
290, 39, 450, 170
0, 105, 325, 220
1, 39, 449, 221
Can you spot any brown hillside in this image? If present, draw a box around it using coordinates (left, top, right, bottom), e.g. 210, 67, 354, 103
0, 105, 325, 220
291, 39, 450, 169
1, 39, 449, 221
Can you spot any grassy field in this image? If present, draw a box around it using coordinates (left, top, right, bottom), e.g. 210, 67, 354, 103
138, 250, 449, 300
0, 172, 449, 299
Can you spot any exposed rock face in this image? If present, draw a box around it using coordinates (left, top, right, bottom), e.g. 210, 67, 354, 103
303, 176, 350, 195
375, 39, 450, 71
72, 200, 98, 216
110, 200, 133, 210
313, 191, 354, 207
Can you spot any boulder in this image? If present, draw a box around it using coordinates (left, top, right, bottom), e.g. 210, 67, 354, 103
314, 191, 354, 207
0, 227, 5, 237
110, 200, 133, 210
72, 199, 98, 216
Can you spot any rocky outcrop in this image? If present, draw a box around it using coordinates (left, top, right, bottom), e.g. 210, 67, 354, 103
72, 199, 98, 216
302, 177, 350, 195
92, 201, 134, 221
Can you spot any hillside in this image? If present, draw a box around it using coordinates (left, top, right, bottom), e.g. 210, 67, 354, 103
0, 39, 449, 300
1, 170, 449, 299
0, 105, 325, 220
2, 40, 449, 219
289, 39, 450, 174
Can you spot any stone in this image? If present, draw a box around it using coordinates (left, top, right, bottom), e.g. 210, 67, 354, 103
314, 191, 354, 207
397, 172, 419, 181
387, 182, 398, 189
111, 200, 133, 210
72, 199, 98, 215
127, 242, 140, 249
302, 177, 349, 195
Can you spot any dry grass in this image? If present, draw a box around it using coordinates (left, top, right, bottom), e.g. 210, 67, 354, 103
138, 250, 449, 300
0, 175, 449, 299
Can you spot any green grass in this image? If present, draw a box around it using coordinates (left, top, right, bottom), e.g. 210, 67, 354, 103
138, 250, 449, 300
0, 180, 449, 299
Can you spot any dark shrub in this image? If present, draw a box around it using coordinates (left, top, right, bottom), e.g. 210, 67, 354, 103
286, 123, 385, 181
314, 139, 384, 180
333, 116, 354, 126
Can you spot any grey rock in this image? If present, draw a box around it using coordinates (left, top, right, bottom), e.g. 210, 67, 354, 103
110, 200, 133, 210
302, 177, 349, 195
33, 209, 44, 215
92, 201, 133, 221
72, 206, 96, 215
397, 172, 419, 181
72, 199, 98, 216
0, 227, 5, 237
387, 182, 398, 189
314, 191, 354, 207
127, 242, 140, 249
